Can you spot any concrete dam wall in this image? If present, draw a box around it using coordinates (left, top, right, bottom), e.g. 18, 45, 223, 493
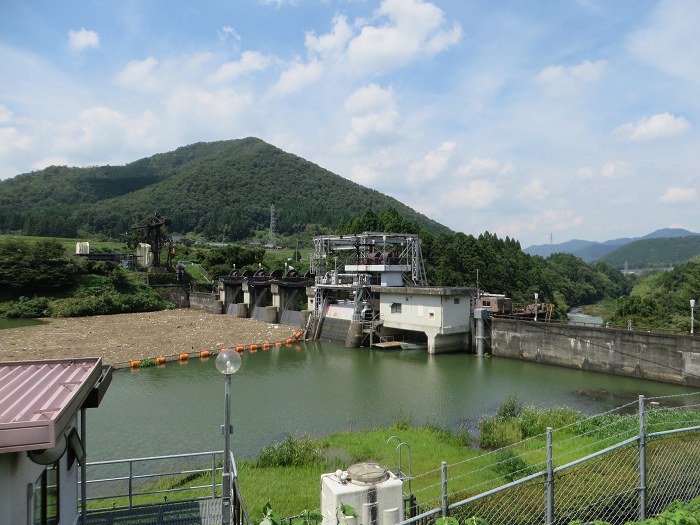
490, 318, 700, 388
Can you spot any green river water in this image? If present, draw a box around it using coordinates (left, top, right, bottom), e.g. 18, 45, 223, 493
87, 340, 697, 461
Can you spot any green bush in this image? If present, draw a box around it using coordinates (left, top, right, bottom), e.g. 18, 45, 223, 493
491, 449, 535, 482
254, 436, 325, 468
479, 417, 522, 449
3, 296, 51, 318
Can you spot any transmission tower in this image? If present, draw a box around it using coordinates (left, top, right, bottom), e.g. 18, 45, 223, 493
269, 204, 277, 248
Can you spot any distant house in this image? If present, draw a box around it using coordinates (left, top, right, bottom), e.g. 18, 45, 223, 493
0, 358, 111, 525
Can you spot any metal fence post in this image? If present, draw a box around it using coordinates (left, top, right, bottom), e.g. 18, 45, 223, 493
128, 460, 133, 509
212, 452, 217, 499
546, 427, 554, 525
441, 461, 448, 517
638, 395, 647, 522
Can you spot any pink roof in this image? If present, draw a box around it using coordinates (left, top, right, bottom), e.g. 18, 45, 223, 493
0, 358, 103, 454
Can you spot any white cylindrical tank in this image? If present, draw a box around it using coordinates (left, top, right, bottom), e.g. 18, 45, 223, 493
321, 463, 403, 525
75, 242, 90, 255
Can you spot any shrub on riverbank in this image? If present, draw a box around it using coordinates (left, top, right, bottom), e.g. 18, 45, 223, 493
0, 269, 173, 318
479, 397, 585, 448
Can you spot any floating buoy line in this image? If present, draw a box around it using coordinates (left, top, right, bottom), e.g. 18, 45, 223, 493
124, 330, 305, 369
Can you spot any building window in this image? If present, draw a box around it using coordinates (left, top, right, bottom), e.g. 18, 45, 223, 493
33, 464, 59, 525
390, 302, 402, 314
429, 311, 435, 319
454, 298, 460, 304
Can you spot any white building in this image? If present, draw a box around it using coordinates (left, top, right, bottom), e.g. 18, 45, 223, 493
376, 286, 473, 353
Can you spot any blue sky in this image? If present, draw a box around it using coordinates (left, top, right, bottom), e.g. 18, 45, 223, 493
1, 0, 698, 248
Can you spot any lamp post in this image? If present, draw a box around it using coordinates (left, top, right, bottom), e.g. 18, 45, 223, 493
691, 299, 696, 335
216, 349, 242, 524
534, 292, 539, 322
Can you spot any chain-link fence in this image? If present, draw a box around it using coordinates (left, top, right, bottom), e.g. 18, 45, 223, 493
398, 393, 700, 525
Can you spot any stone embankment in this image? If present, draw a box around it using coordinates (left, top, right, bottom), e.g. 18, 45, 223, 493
0, 309, 299, 368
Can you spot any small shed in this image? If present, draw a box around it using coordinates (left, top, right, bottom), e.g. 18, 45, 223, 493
0, 358, 111, 525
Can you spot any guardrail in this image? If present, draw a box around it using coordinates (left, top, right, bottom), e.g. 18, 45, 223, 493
81, 450, 225, 511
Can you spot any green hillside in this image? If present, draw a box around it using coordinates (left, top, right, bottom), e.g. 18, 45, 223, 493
0, 137, 448, 242
599, 235, 700, 270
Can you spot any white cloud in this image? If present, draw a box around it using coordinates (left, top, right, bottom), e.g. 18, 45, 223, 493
660, 187, 697, 203
0, 105, 12, 124
409, 141, 455, 182
211, 51, 272, 83
218, 26, 241, 47
350, 164, 380, 185
0, 127, 31, 156
442, 179, 500, 210
273, 59, 322, 94
459, 157, 513, 177
536, 59, 607, 96
336, 84, 400, 152
521, 178, 548, 201
305, 15, 353, 58
614, 112, 691, 142
68, 28, 100, 52
601, 161, 632, 178
345, 0, 462, 74
115, 57, 161, 91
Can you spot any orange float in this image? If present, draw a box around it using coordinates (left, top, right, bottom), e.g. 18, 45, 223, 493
200, 350, 212, 358
285, 338, 293, 345
129, 360, 142, 368
178, 353, 189, 361
155, 356, 167, 364
294, 331, 303, 339
235, 346, 245, 353
275, 341, 283, 347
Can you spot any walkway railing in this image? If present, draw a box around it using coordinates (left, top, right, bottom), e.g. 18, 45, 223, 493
81, 450, 224, 511
397, 393, 700, 525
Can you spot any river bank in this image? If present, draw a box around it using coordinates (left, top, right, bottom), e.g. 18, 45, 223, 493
0, 309, 299, 367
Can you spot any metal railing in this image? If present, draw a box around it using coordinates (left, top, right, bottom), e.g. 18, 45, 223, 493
397, 393, 700, 525
81, 450, 225, 510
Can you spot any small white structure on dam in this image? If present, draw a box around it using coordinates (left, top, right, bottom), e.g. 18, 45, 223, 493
309, 232, 474, 353
376, 285, 472, 353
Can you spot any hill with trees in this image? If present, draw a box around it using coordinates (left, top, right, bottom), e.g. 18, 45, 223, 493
0, 137, 448, 243
525, 228, 698, 264
608, 255, 700, 331
598, 235, 700, 270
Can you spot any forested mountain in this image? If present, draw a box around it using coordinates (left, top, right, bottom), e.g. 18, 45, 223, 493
0, 138, 447, 241
524, 228, 698, 264
599, 235, 700, 270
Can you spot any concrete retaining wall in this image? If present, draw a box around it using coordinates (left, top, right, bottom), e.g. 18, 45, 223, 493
151, 284, 190, 308
189, 292, 223, 314
490, 318, 700, 387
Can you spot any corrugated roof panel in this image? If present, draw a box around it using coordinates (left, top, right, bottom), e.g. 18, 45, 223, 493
0, 358, 103, 453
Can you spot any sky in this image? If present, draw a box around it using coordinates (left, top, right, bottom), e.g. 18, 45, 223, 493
1, 0, 698, 248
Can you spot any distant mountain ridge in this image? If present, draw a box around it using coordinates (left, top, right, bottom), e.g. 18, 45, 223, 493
525, 228, 700, 268
0, 137, 449, 241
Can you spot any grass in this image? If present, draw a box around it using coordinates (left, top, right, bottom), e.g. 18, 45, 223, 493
0, 234, 127, 254
84, 403, 700, 522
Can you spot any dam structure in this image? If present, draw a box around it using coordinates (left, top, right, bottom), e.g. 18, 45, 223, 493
307, 232, 474, 353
